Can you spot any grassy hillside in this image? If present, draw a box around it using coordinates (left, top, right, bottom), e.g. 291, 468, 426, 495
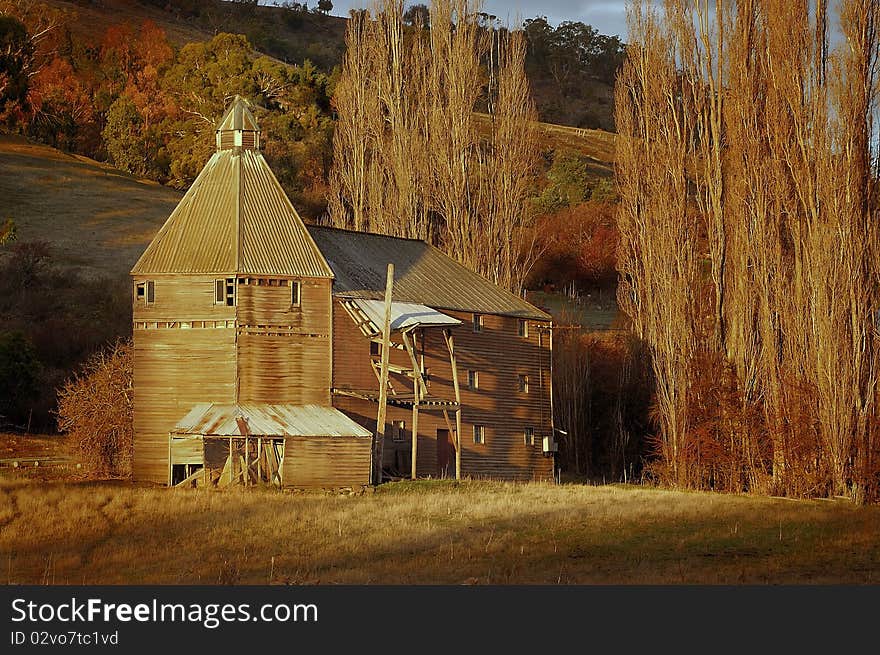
0, 135, 180, 277
0, 120, 612, 282
1, 472, 878, 584
49, 0, 347, 69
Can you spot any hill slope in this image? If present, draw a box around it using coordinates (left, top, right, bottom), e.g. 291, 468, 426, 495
0, 135, 180, 277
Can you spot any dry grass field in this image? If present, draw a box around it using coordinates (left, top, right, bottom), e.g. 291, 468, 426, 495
1, 459, 878, 585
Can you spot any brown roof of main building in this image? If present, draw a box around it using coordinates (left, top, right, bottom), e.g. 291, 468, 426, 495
307, 225, 551, 321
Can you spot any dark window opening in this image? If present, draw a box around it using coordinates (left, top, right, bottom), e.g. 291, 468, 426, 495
291, 280, 301, 306
136, 280, 155, 304
391, 420, 406, 443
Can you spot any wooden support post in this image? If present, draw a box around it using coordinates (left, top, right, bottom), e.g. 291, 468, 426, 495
444, 329, 462, 480
167, 435, 173, 486
411, 388, 419, 480
374, 263, 394, 485
402, 329, 427, 481
257, 438, 262, 484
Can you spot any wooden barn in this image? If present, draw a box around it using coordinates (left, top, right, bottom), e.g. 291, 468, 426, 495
131, 97, 556, 488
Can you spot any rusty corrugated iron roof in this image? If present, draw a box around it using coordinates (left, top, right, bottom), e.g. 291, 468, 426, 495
131, 99, 332, 278
307, 226, 551, 320
172, 403, 371, 438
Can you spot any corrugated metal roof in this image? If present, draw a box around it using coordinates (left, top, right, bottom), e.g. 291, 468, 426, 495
216, 96, 258, 132
239, 151, 333, 276
344, 299, 461, 335
132, 97, 333, 278
307, 226, 551, 320
172, 403, 371, 438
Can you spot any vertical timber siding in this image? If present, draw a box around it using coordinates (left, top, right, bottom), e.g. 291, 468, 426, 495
133, 277, 237, 483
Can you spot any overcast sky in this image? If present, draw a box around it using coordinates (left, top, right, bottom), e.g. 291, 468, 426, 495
326, 1, 630, 38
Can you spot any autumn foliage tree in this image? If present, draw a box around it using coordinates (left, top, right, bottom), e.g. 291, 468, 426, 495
617, 0, 880, 501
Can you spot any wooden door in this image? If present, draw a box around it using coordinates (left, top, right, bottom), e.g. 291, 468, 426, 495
436, 429, 453, 478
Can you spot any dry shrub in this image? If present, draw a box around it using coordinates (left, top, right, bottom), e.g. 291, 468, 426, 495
56, 339, 133, 477
644, 349, 770, 493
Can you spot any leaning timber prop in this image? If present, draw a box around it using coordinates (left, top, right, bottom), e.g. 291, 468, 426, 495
373, 263, 394, 485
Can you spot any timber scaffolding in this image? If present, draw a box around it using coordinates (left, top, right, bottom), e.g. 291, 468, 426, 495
170, 435, 285, 489
338, 281, 464, 481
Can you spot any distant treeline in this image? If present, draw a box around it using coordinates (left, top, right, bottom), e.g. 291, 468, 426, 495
0, 1, 625, 210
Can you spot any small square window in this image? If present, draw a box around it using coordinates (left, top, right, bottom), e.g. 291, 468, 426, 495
524, 427, 535, 446
225, 278, 235, 306
518, 374, 529, 393
391, 420, 406, 443
473, 314, 483, 332
136, 280, 155, 304
291, 280, 301, 306
473, 424, 485, 444
518, 320, 528, 338
370, 341, 380, 356
467, 370, 479, 390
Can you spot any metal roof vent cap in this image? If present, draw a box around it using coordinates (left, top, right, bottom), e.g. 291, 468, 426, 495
216, 95, 261, 152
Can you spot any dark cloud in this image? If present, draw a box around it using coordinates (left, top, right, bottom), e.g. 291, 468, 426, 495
326, 0, 629, 38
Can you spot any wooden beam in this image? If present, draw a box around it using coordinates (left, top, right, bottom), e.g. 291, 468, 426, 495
173, 467, 204, 488
444, 329, 462, 480
402, 330, 428, 398
402, 329, 426, 481
374, 263, 394, 485
411, 337, 419, 481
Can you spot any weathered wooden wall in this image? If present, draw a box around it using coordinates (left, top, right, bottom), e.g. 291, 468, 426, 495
237, 277, 332, 405
133, 276, 237, 483
133, 275, 332, 483
330, 300, 554, 481
424, 311, 554, 482
283, 436, 372, 488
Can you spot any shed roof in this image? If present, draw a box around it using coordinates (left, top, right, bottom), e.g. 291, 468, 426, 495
344, 299, 461, 336
307, 226, 551, 321
172, 403, 371, 438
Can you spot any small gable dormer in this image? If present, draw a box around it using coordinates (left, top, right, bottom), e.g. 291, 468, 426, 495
216, 95, 260, 152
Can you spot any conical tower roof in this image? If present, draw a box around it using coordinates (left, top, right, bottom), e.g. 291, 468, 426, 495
131, 98, 333, 278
